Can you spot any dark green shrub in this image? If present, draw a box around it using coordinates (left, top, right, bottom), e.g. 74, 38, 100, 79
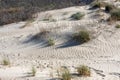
71, 12, 84, 20
73, 31, 90, 43
77, 65, 91, 76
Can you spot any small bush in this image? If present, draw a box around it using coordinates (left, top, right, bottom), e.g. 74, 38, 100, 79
115, 24, 120, 28
48, 38, 55, 46
77, 65, 91, 76
2, 59, 10, 66
31, 67, 36, 76
73, 31, 90, 43
71, 12, 84, 20
62, 69, 71, 80
110, 9, 120, 21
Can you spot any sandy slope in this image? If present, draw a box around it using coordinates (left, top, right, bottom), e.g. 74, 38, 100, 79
0, 3, 120, 80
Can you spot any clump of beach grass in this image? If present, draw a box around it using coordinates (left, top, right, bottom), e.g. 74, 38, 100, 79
2, 58, 10, 66
71, 12, 84, 20
115, 24, 120, 28
73, 30, 90, 44
48, 38, 55, 46
31, 66, 36, 76
110, 8, 120, 21
77, 65, 91, 77
62, 68, 71, 80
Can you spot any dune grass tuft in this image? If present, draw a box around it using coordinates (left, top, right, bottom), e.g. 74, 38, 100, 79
48, 38, 55, 46
2, 59, 10, 66
77, 65, 91, 76
73, 30, 90, 44
62, 68, 71, 80
115, 24, 120, 28
110, 9, 120, 21
71, 12, 84, 20
31, 67, 36, 76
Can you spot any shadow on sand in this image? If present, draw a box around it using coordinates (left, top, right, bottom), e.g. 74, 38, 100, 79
57, 40, 80, 48
22, 34, 49, 48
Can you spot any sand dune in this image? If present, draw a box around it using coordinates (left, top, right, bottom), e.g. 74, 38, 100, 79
0, 1, 120, 80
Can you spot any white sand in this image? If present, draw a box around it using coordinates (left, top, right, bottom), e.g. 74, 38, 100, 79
0, 1, 120, 80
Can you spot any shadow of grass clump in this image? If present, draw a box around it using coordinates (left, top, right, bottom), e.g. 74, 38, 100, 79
22, 30, 51, 47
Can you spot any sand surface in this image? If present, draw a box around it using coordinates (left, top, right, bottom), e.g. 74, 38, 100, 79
0, 1, 120, 80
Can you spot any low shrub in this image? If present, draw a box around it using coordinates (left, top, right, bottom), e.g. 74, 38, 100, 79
62, 69, 71, 80
2, 59, 10, 66
31, 67, 36, 76
77, 65, 91, 76
71, 12, 84, 20
115, 24, 120, 28
110, 9, 120, 20
48, 38, 55, 46
73, 31, 90, 43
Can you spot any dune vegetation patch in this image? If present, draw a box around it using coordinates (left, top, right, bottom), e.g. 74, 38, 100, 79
0, 0, 95, 26
2, 58, 10, 66
73, 30, 90, 44
61, 68, 71, 80
77, 65, 91, 77
70, 12, 85, 20
110, 8, 120, 21
115, 24, 120, 28
31, 66, 37, 76
47, 38, 55, 46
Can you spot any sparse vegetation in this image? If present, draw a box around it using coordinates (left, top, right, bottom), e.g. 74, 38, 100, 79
62, 68, 71, 80
48, 38, 55, 46
115, 24, 120, 28
77, 65, 91, 76
110, 9, 120, 21
31, 67, 36, 76
0, 0, 94, 26
2, 59, 10, 66
71, 12, 84, 20
73, 30, 90, 43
